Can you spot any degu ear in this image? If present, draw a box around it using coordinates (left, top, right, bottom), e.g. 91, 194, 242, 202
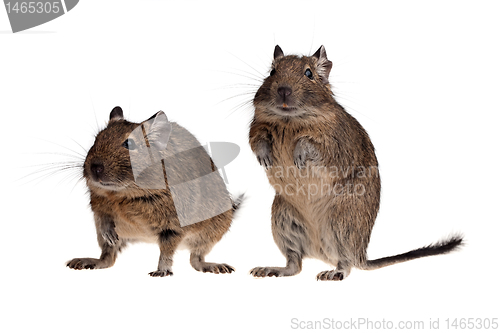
143, 111, 172, 151
109, 106, 124, 121
274, 45, 284, 60
312, 45, 333, 84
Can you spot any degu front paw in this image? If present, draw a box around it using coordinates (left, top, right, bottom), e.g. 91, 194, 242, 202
67, 258, 101, 270
255, 141, 273, 169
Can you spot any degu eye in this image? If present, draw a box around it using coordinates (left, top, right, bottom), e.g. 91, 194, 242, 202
122, 138, 137, 150
270, 68, 276, 76
304, 68, 313, 80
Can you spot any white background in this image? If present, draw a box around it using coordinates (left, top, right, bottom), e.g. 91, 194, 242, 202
1, 1, 499, 332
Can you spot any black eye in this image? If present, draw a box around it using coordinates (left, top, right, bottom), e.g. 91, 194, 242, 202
122, 138, 137, 150
305, 68, 313, 80
270, 68, 276, 76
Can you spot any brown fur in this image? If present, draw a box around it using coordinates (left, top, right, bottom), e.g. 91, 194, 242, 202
249, 45, 462, 281
67, 107, 241, 276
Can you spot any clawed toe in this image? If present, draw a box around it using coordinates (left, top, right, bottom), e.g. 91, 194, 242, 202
316, 270, 344, 281
66, 258, 98, 270
201, 263, 234, 274
149, 270, 173, 277
250, 267, 283, 278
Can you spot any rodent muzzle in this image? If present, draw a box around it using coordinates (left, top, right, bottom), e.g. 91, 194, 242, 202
277, 86, 292, 106
277, 86, 292, 99
90, 162, 105, 182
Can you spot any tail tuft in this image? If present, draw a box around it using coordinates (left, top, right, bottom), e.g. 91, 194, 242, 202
364, 233, 464, 270
232, 193, 245, 212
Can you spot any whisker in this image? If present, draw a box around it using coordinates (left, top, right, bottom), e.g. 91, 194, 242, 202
32, 137, 87, 159
68, 137, 89, 155
53, 169, 83, 188
208, 83, 261, 91
229, 68, 264, 82
205, 69, 263, 83
20, 160, 83, 169
68, 175, 86, 194
227, 51, 267, 80
19, 167, 83, 183
20, 165, 82, 181
18, 164, 83, 186
213, 91, 257, 107
88, 91, 100, 135
23, 153, 85, 165
225, 99, 254, 119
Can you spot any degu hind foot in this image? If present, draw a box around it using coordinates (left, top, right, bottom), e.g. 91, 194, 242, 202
66, 257, 111, 270
316, 264, 352, 281
198, 263, 235, 274
316, 270, 345, 281
250, 266, 299, 277
190, 254, 234, 274
250, 251, 303, 278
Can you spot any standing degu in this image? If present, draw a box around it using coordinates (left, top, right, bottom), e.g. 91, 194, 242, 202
249, 45, 463, 281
